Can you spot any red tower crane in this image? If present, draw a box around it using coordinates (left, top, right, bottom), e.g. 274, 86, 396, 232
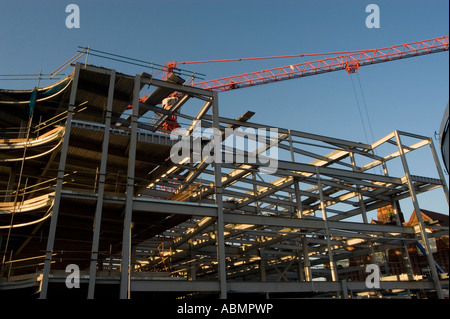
156, 36, 448, 130
165, 36, 449, 92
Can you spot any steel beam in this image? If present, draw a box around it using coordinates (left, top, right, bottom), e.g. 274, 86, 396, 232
202, 115, 371, 150
222, 213, 415, 235
140, 76, 214, 98
133, 197, 218, 217
275, 159, 402, 185
128, 278, 445, 293
58, 189, 414, 235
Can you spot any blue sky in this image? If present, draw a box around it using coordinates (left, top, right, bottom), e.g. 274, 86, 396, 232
0, 0, 449, 218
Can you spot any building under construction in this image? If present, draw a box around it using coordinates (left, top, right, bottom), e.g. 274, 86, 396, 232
0, 37, 449, 299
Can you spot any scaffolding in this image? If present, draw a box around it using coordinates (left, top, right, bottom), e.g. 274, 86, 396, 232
0, 62, 448, 299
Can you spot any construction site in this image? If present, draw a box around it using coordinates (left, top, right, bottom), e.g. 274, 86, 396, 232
0, 36, 449, 300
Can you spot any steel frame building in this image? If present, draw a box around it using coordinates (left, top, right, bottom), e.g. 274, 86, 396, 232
0, 62, 448, 299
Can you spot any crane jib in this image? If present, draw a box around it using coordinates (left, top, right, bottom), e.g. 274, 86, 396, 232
189, 36, 449, 92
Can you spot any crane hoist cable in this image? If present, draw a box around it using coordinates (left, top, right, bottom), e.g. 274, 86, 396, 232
356, 73, 376, 145
349, 73, 383, 174
349, 73, 370, 144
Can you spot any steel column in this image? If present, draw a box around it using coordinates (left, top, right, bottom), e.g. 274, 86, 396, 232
288, 130, 312, 282
259, 248, 266, 282
341, 280, 349, 299
349, 153, 369, 224
39, 62, 81, 299
252, 172, 260, 214
212, 91, 227, 299
119, 74, 140, 299
392, 200, 414, 282
394, 131, 444, 299
428, 137, 449, 204
316, 167, 339, 282
87, 69, 115, 299
293, 181, 312, 281
349, 152, 376, 264
188, 244, 197, 281
128, 278, 447, 293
